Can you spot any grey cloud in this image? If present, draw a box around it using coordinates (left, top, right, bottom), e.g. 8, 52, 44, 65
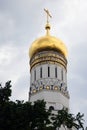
0, 0, 87, 127
11, 74, 29, 101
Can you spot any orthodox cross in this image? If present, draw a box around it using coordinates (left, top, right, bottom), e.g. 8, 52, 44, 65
44, 8, 52, 23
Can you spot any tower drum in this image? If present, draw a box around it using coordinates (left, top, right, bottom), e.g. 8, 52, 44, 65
29, 49, 69, 110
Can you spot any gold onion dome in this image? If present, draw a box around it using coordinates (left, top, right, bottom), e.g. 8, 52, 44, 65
29, 11, 67, 59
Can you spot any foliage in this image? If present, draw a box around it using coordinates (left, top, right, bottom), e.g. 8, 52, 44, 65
30, 100, 51, 130
0, 81, 51, 130
0, 81, 11, 103
0, 81, 85, 130
75, 112, 84, 130
51, 108, 84, 130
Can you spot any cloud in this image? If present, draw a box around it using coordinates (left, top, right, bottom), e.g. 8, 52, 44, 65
0, 0, 87, 127
0, 12, 16, 44
11, 74, 29, 101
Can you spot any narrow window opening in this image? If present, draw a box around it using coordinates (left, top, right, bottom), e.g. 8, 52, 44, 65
40, 67, 42, 78
55, 67, 57, 78
48, 66, 50, 77
61, 69, 63, 80
34, 70, 36, 81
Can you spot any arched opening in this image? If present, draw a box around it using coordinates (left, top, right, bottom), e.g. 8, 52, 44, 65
49, 106, 54, 111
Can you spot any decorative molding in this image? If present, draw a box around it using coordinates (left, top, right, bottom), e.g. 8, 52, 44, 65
30, 51, 67, 71
29, 78, 69, 99
30, 87, 70, 99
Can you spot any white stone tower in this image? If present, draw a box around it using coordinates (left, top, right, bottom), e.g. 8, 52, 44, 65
29, 10, 70, 110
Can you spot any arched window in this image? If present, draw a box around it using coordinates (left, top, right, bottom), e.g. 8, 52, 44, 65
49, 106, 54, 111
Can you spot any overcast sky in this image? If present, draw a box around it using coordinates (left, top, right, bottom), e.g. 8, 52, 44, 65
0, 0, 87, 127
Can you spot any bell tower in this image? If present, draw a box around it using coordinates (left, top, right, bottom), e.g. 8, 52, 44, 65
29, 9, 69, 110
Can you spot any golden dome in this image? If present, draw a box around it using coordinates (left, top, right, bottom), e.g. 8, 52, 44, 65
29, 34, 67, 58
29, 20, 67, 59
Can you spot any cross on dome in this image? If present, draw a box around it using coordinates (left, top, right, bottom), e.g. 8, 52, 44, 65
44, 8, 52, 23
44, 9, 52, 35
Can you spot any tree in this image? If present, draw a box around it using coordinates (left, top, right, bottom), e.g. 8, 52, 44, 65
0, 81, 51, 130
75, 112, 84, 130
30, 100, 51, 130
0, 81, 85, 130
8, 100, 32, 130
52, 108, 84, 130
0, 81, 12, 130
0, 81, 32, 130
0, 81, 11, 103
52, 108, 70, 130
